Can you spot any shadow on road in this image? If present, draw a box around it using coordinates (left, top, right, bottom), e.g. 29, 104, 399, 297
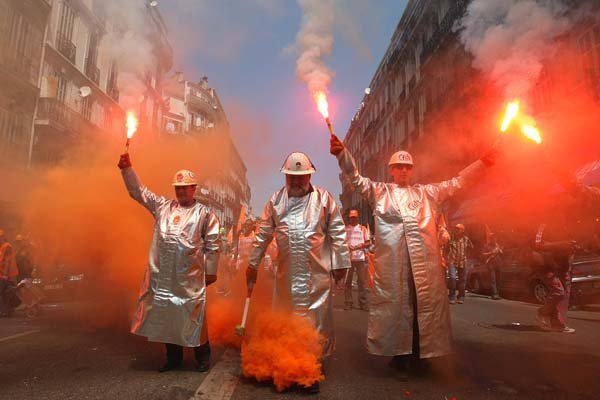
492, 323, 547, 332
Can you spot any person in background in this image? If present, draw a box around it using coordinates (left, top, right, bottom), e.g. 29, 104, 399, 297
534, 222, 577, 334
0, 230, 18, 317
14, 234, 34, 283
481, 233, 502, 300
447, 224, 474, 304
344, 209, 371, 311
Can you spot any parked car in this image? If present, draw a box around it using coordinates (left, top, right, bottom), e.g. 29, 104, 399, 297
467, 247, 600, 306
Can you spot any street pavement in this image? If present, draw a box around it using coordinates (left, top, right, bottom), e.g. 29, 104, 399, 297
1, 291, 599, 400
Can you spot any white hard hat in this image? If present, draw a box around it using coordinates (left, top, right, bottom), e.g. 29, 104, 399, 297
172, 169, 198, 186
281, 152, 316, 175
388, 150, 414, 166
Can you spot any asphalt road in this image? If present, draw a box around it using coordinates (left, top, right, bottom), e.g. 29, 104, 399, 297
1, 292, 599, 400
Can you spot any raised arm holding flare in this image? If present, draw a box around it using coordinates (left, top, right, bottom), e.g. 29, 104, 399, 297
330, 134, 497, 370
118, 153, 220, 373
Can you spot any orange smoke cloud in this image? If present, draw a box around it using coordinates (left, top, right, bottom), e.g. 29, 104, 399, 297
15, 125, 245, 331
241, 310, 325, 391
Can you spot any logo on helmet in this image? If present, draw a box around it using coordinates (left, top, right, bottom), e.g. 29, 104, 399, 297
176, 173, 184, 182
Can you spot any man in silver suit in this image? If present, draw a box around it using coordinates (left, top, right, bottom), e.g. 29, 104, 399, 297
246, 152, 350, 393
330, 134, 497, 372
118, 153, 220, 373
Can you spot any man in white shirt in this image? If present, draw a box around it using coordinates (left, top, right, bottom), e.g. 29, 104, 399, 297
344, 209, 371, 311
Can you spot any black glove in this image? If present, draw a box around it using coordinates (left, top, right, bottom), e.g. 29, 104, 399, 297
118, 153, 132, 170
480, 137, 502, 167
480, 146, 499, 167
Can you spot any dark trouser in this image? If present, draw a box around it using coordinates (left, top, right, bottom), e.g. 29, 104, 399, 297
538, 270, 571, 329
489, 265, 499, 296
408, 262, 420, 358
448, 265, 466, 301
344, 260, 369, 308
0, 279, 17, 315
165, 341, 211, 365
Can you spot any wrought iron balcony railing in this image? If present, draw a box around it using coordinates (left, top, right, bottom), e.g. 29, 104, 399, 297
107, 85, 119, 102
85, 58, 100, 85
56, 33, 76, 64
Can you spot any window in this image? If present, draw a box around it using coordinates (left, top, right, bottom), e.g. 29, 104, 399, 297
57, 1, 76, 40
408, 107, 415, 133
81, 96, 92, 120
57, 74, 68, 102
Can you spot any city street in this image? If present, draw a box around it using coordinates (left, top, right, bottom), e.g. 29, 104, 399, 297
1, 291, 599, 400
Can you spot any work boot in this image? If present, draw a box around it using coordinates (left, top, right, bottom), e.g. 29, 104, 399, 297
408, 357, 430, 376
195, 342, 211, 372
161, 343, 183, 372
491, 294, 501, 300
360, 305, 369, 312
158, 362, 181, 372
457, 298, 464, 304
344, 303, 352, 311
448, 299, 456, 305
389, 355, 411, 370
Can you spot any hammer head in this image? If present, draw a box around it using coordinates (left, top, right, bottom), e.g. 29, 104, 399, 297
234, 324, 246, 337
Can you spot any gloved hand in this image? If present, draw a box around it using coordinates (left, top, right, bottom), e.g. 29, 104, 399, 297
118, 153, 132, 169
480, 142, 500, 167
246, 266, 257, 288
330, 134, 344, 156
332, 269, 347, 284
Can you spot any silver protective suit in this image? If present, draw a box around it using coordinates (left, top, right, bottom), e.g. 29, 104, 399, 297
581, 184, 600, 206
337, 149, 488, 358
249, 185, 351, 356
122, 168, 220, 347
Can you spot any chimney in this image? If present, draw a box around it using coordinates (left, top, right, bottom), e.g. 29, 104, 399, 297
201, 76, 208, 89
175, 71, 184, 83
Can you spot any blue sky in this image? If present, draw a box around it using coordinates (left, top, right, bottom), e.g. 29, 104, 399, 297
162, 1, 407, 213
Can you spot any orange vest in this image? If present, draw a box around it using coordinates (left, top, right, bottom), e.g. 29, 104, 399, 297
0, 242, 18, 279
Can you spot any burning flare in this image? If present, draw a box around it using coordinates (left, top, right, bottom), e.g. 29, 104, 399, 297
315, 91, 329, 119
501, 100, 520, 132
521, 125, 542, 144
499, 100, 543, 144
126, 111, 139, 139
313, 90, 335, 136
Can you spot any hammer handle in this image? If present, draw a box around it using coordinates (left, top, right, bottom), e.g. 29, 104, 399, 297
240, 297, 251, 328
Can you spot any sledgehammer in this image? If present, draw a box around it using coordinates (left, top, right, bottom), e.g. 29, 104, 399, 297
235, 279, 255, 337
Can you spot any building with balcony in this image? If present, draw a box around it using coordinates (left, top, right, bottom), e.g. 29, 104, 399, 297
162, 72, 251, 232
0, 0, 51, 226
0, 0, 51, 166
340, 0, 600, 229
340, 0, 471, 227
31, 0, 172, 165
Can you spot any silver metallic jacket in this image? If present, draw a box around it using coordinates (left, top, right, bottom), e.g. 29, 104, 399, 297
580, 184, 600, 206
122, 168, 220, 347
249, 185, 351, 356
337, 149, 487, 358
